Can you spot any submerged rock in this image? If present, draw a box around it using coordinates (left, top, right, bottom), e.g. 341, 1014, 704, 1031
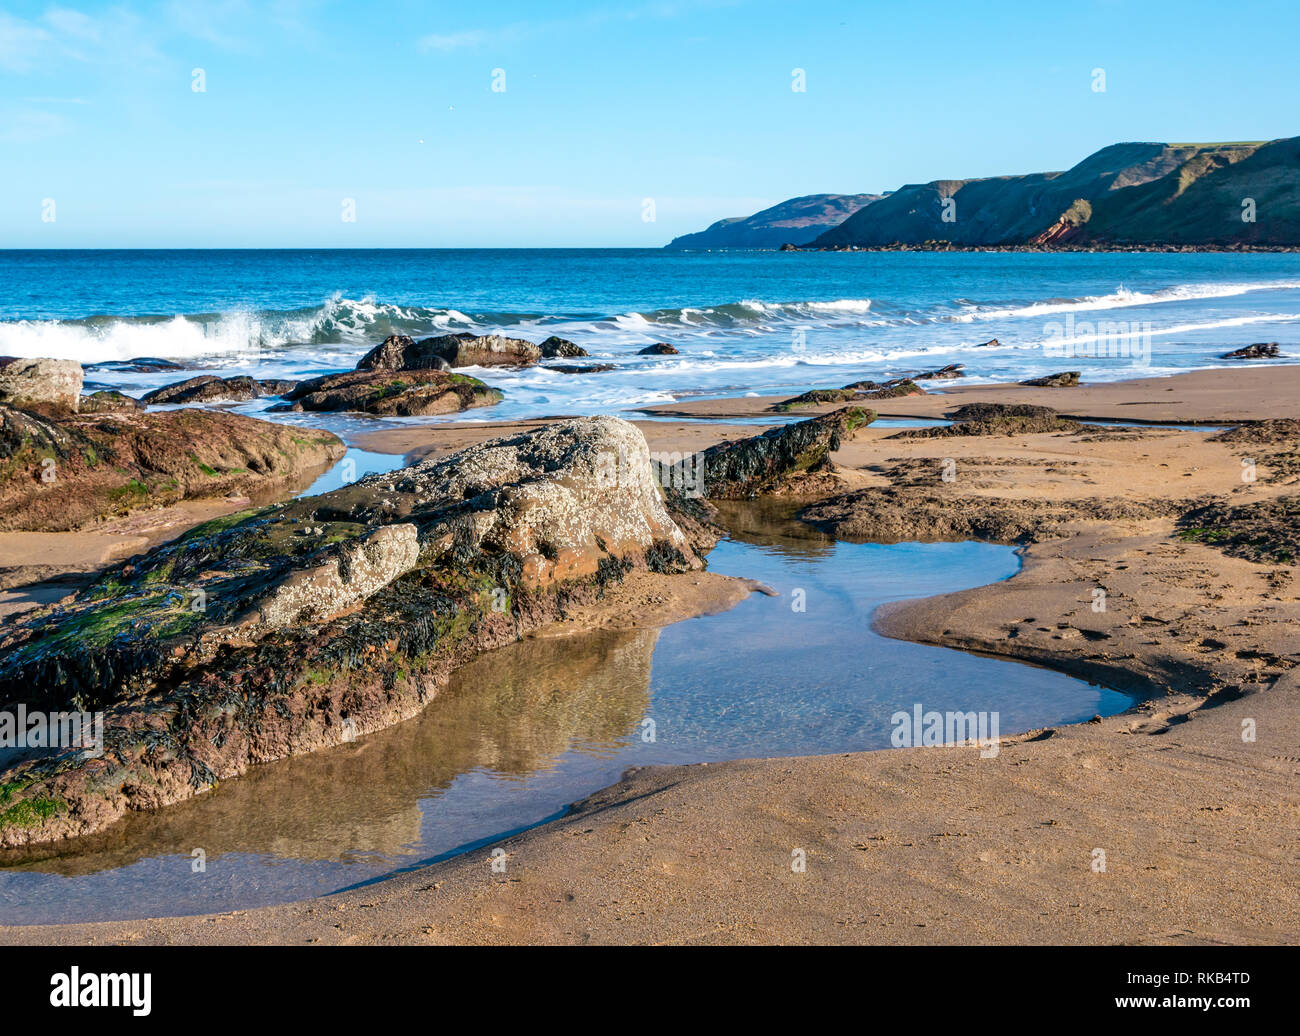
0, 403, 344, 533
548, 363, 616, 374
911, 363, 965, 380
638, 343, 679, 355
272, 369, 503, 416
700, 407, 874, 498
1220, 342, 1281, 359
0, 417, 708, 846
358, 332, 540, 369
0, 357, 83, 411
141, 375, 299, 405
85, 357, 187, 374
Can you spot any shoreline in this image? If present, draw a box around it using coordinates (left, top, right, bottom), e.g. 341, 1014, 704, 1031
3, 366, 1300, 942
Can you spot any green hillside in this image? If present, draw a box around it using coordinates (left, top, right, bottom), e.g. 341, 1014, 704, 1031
809, 138, 1300, 248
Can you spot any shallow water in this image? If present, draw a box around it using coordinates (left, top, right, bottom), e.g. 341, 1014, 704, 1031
0, 507, 1133, 925
296, 447, 408, 497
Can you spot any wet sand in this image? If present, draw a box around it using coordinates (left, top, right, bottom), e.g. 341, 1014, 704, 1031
4, 365, 1300, 944
634, 364, 1300, 424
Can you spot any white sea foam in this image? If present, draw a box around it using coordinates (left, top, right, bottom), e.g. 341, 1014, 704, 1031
0, 296, 480, 363
954, 280, 1300, 323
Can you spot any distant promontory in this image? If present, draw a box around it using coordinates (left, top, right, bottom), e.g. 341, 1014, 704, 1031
663, 194, 882, 250
666, 138, 1300, 250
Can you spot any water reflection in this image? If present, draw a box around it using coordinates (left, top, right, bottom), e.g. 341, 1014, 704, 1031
3, 629, 657, 876
0, 504, 1135, 924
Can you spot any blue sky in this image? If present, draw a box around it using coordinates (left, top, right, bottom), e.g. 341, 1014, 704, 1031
1, 0, 1297, 247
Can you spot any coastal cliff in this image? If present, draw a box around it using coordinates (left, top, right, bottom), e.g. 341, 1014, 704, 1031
671, 138, 1300, 250
813, 138, 1300, 248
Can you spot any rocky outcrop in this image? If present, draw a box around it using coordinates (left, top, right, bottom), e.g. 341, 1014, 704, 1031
0, 403, 344, 533
638, 343, 679, 355
800, 487, 1180, 544
272, 370, 502, 416
700, 407, 874, 498
85, 357, 186, 375
234, 524, 422, 631
912, 364, 965, 380
1021, 371, 1081, 387
0, 358, 83, 411
1221, 343, 1281, 359
539, 336, 588, 358
79, 390, 142, 413
1177, 495, 1300, 564
0, 417, 710, 846
774, 379, 923, 412
141, 375, 298, 405
354, 335, 448, 371
890, 403, 1079, 439
358, 332, 540, 369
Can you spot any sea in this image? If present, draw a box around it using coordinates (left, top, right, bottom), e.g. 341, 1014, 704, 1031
2, 248, 1299, 423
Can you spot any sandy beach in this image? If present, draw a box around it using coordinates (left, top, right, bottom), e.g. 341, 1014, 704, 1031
3, 365, 1298, 945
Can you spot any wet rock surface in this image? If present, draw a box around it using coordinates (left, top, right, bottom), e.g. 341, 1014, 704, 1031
774, 378, 923, 411
141, 375, 298, 405
539, 336, 588, 358
638, 343, 679, 355
0, 417, 709, 846
79, 390, 142, 413
1020, 371, 1081, 387
911, 363, 965, 380
272, 369, 503, 416
891, 402, 1079, 438
358, 332, 541, 369
84, 357, 187, 375
1221, 342, 1281, 359
548, 363, 616, 374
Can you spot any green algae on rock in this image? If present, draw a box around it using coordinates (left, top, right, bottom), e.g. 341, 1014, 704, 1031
700, 407, 874, 498
272, 369, 503, 416
773, 379, 923, 412
0, 417, 715, 847
0, 402, 345, 533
